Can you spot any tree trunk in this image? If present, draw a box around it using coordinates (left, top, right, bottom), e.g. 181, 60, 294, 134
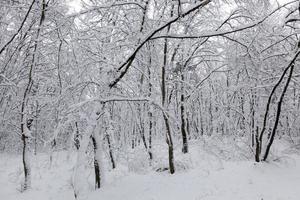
21, 133, 31, 191
74, 122, 80, 150
163, 114, 175, 174
148, 65, 153, 160
91, 135, 101, 189
20, 0, 46, 190
256, 49, 300, 162
162, 35, 175, 174
263, 50, 299, 161
180, 72, 188, 153
106, 134, 116, 169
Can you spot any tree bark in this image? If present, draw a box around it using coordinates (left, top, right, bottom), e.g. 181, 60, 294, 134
263, 50, 299, 161
91, 135, 101, 189
180, 72, 188, 153
106, 134, 116, 169
147, 64, 153, 160
162, 37, 175, 174
20, 0, 46, 190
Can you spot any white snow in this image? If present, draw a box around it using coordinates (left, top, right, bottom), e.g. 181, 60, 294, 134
0, 141, 300, 200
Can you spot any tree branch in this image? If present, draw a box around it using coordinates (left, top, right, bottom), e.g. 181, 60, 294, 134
0, 0, 36, 56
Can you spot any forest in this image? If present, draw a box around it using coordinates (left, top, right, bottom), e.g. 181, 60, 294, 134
1, 0, 300, 199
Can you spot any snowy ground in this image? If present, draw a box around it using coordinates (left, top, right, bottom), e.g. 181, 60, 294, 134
1, 140, 300, 200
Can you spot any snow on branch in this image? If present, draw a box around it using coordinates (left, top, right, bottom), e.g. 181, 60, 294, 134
67, 1, 145, 18
66, 96, 177, 123
109, 0, 212, 88
151, 0, 299, 40
109, 0, 298, 88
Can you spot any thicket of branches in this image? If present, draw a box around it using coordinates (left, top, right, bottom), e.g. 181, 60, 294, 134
1, 0, 300, 194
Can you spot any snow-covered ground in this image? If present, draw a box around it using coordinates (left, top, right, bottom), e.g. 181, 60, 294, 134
1, 140, 300, 200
